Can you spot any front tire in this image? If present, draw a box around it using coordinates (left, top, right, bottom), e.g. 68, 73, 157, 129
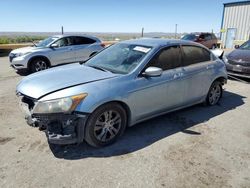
206, 81, 222, 106
30, 58, 49, 73
85, 103, 127, 147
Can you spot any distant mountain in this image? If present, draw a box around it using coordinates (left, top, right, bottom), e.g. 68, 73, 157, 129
0, 32, 183, 40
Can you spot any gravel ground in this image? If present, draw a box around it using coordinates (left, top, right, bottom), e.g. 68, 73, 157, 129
0, 56, 249, 188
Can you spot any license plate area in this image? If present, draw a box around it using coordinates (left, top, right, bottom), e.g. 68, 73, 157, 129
232, 65, 243, 72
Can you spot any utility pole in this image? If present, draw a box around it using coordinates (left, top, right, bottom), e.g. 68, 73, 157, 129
61, 26, 64, 35
141, 27, 144, 37
175, 24, 178, 39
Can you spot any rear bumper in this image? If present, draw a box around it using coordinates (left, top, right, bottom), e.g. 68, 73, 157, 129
27, 113, 89, 145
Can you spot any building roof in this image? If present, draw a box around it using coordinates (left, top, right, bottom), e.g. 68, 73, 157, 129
224, 0, 250, 6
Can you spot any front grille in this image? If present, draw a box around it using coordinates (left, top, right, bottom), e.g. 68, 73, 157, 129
228, 59, 250, 67
9, 53, 16, 62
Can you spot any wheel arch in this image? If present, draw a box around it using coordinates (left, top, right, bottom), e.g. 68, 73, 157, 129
27, 55, 51, 70
212, 76, 227, 85
89, 100, 132, 127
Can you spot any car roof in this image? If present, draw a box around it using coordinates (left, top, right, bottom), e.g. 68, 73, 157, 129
120, 38, 205, 48
189, 32, 214, 35
52, 34, 101, 42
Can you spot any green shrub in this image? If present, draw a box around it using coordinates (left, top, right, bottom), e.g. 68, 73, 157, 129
0, 36, 47, 44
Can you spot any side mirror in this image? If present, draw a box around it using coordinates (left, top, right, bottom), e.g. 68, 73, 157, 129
142, 67, 163, 77
234, 45, 240, 49
50, 43, 59, 48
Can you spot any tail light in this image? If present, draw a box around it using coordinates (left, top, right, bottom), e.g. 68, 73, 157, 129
100, 43, 105, 48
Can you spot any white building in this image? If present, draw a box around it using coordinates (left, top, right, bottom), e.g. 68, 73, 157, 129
221, 1, 250, 48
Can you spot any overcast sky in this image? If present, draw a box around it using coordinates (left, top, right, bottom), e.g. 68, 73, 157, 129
0, 0, 242, 33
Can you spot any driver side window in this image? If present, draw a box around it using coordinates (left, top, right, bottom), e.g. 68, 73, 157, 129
54, 38, 68, 47
147, 45, 182, 71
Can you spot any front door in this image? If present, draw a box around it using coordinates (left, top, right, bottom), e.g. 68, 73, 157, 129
49, 37, 75, 65
128, 45, 187, 121
225, 28, 237, 49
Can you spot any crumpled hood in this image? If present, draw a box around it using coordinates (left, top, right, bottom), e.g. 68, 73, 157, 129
17, 63, 117, 99
228, 49, 250, 62
11, 46, 45, 54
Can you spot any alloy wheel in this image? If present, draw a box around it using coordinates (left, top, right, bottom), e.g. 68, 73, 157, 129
94, 110, 122, 142
34, 60, 47, 72
208, 84, 221, 105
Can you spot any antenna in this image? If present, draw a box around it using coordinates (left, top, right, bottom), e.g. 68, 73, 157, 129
61, 26, 64, 35
141, 27, 144, 37
175, 24, 178, 39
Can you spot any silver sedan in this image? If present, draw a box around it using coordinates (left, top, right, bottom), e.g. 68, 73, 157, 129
16, 38, 227, 147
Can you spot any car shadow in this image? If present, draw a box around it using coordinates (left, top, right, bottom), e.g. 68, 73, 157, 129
16, 70, 30, 76
49, 90, 246, 160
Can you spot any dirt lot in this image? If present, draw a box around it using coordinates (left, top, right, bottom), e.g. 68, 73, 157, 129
0, 56, 250, 188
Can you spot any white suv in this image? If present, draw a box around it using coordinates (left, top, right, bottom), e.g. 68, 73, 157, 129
9, 35, 105, 73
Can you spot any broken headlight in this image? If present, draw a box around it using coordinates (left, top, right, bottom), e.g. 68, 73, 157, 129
33, 93, 87, 114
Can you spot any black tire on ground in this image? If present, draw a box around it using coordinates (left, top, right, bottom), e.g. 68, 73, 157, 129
30, 58, 49, 73
206, 81, 223, 106
85, 103, 127, 147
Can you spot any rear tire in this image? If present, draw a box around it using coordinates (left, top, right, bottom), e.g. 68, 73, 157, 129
30, 58, 49, 73
85, 103, 127, 147
206, 81, 223, 106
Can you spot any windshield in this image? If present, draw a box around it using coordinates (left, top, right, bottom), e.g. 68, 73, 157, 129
36, 36, 59, 47
85, 43, 152, 74
239, 40, 250, 50
181, 34, 198, 41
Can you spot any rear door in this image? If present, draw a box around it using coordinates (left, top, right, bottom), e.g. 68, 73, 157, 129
71, 36, 97, 61
204, 34, 213, 48
180, 45, 214, 104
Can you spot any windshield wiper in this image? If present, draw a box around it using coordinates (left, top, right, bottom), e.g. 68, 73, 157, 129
79, 60, 87, 65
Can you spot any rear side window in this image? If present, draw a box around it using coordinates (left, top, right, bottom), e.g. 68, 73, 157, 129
204, 34, 212, 40
148, 46, 182, 71
182, 46, 211, 66
73, 37, 96, 45
211, 34, 217, 39
181, 34, 198, 41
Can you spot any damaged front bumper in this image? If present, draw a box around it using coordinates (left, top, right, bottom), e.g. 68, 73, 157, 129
25, 113, 88, 145
18, 93, 89, 145
29, 113, 88, 145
